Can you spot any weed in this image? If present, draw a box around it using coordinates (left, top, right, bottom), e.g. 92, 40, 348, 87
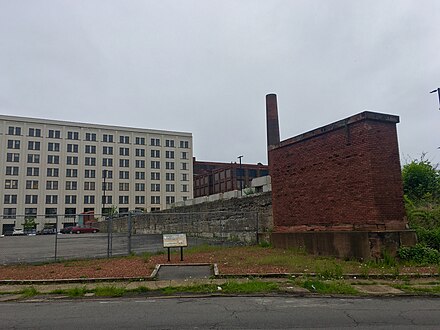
94, 285, 125, 297
66, 286, 88, 297
259, 241, 272, 248
161, 280, 279, 295
21, 287, 39, 298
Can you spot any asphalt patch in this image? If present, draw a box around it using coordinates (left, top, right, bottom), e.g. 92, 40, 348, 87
155, 265, 213, 281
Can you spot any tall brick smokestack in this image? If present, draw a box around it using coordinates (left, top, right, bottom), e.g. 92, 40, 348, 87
266, 93, 280, 151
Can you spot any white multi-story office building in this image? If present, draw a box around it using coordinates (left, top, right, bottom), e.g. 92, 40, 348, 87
0, 115, 193, 234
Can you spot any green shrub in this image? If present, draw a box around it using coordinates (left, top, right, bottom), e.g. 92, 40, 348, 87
398, 244, 440, 265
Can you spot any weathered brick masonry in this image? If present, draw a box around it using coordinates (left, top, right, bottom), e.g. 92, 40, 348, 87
270, 112, 407, 232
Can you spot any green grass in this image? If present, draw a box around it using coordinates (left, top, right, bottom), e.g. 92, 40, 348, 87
392, 283, 440, 294
94, 285, 125, 297
162, 280, 279, 295
21, 287, 39, 297
299, 279, 359, 295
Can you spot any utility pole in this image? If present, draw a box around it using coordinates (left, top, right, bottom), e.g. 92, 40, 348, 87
238, 155, 243, 196
430, 88, 440, 110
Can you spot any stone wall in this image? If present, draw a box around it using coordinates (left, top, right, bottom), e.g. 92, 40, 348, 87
98, 192, 273, 244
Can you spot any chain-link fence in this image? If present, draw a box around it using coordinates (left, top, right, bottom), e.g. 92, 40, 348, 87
0, 210, 264, 264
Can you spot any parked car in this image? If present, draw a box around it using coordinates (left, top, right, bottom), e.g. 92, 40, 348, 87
37, 228, 57, 235
59, 226, 73, 234
70, 226, 99, 234
12, 228, 25, 236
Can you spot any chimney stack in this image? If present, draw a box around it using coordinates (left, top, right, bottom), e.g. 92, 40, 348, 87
266, 93, 280, 150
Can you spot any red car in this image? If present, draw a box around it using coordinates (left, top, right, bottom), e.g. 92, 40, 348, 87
61, 226, 99, 234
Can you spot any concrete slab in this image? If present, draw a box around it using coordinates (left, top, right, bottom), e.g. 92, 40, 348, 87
155, 264, 213, 281
352, 284, 404, 295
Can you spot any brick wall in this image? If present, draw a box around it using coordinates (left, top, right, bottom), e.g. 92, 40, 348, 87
269, 112, 407, 232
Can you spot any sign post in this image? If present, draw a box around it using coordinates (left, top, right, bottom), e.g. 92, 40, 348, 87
163, 233, 188, 262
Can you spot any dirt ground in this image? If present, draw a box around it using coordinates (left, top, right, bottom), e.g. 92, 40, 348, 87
0, 247, 437, 280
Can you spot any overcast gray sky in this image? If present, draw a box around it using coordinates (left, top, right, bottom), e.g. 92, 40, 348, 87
0, 0, 439, 165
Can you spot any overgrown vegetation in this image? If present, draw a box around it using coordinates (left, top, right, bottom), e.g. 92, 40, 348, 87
399, 155, 440, 265
298, 279, 358, 295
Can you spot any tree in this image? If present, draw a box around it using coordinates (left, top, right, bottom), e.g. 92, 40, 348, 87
402, 155, 439, 201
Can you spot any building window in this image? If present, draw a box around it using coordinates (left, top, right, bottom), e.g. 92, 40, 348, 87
150, 138, 160, 146
165, 139, 175, 147
135, 171, 145, 180
103, 170, 113, 179
181, 162, 188, 170
25, 180, 38, 189
151, 172, 160, 180
84, 195, 95, 204
28, 141, 41, 150
65, 195, 77, 204
85, 157, 96, 166
166, 196, 175, 204
135, 183, 145, 191
66, 169, 78, 177
119, 182, 130, 191
85, 169, 96, 178
8, 126, 22, 135
3, 208, 17, 219
151, 196, 160, 204
135, 137, 145, 145
5, 179, 19, 189
45, 208, 57, 218
135, 148, 145, 157
67, 144, 79, 153
135, 196, 145, 204
166, 162, 174, 170
179, 140, 189, 148
48, 142, 60, 152
151, 161, 160, 169
25, 208, 38, 217
66, 156, 78, 165
27, 154, 40, 163
45, 195, 58, 204
181, 152, 188, 160
46, 168, 59, 177
28, 128, 41, 137
47, 155, 60, 164
85, 145, 96, 154
46, 181, 59, 190
84, 182, 96, 191
119, 159, 130, 167
103, 146, 114, 155
27, 167, 40, 176
103, 134, 114, 143
166, 184, 175, 192
102, 182, 113, 191
6, 166, 19, 176
119, 196, 129, 204
151, 183, 160, 192
182, 173, 189, 181
102, 196, 112, 204
119, 171, 129, 179
182, 184, 189, 192
25, 195, 38, 204
67, 131, 79, 140
4, 194, 17, 204
65, 208, 76, 218
102, 158, 113, 167
66, 181, 78, 190
166, 151, 174, 159
119, 147, 129, 156
7, 140, 20, 149
135, 160, 145, 168
85, 133, 97, 141
48, 129, 61, 139
6, 153, 20, 162
119, 135, 130, 144
151, 150, 160, 158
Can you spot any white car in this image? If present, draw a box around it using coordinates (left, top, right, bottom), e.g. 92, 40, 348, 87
12, 228, 25, 236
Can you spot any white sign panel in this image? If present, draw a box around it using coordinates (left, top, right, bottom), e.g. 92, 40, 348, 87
163, 233, 188, 248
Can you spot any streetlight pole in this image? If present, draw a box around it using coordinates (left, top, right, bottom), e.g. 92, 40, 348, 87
102, 169, 107, 216
430, 88, 440, 110
238, 155, 243, 196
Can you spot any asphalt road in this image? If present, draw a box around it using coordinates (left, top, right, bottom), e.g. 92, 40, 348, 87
1, 296, 440, 329
0, 233, 223, 264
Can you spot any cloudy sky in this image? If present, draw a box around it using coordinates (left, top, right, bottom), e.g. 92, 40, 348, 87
0, 0, 439, 165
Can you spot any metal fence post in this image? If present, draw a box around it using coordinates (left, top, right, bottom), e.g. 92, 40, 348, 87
256, 212, 259, 245
128, 212, 132, 255
54, 215, 58, 261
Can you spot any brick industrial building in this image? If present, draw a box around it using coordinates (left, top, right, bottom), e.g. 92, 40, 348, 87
266, 94, 416, 259
0, 115, 193, 234
193, 159, 268, 198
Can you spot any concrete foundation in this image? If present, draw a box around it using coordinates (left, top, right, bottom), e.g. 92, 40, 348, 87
271, 230, 417, 260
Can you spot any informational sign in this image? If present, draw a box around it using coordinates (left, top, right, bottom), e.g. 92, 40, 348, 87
163, 233, 188, 248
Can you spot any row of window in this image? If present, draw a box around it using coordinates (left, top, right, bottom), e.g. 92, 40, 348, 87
3, 194, 172, 206
7, 141, 190, 158
6, 127, 190, 148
